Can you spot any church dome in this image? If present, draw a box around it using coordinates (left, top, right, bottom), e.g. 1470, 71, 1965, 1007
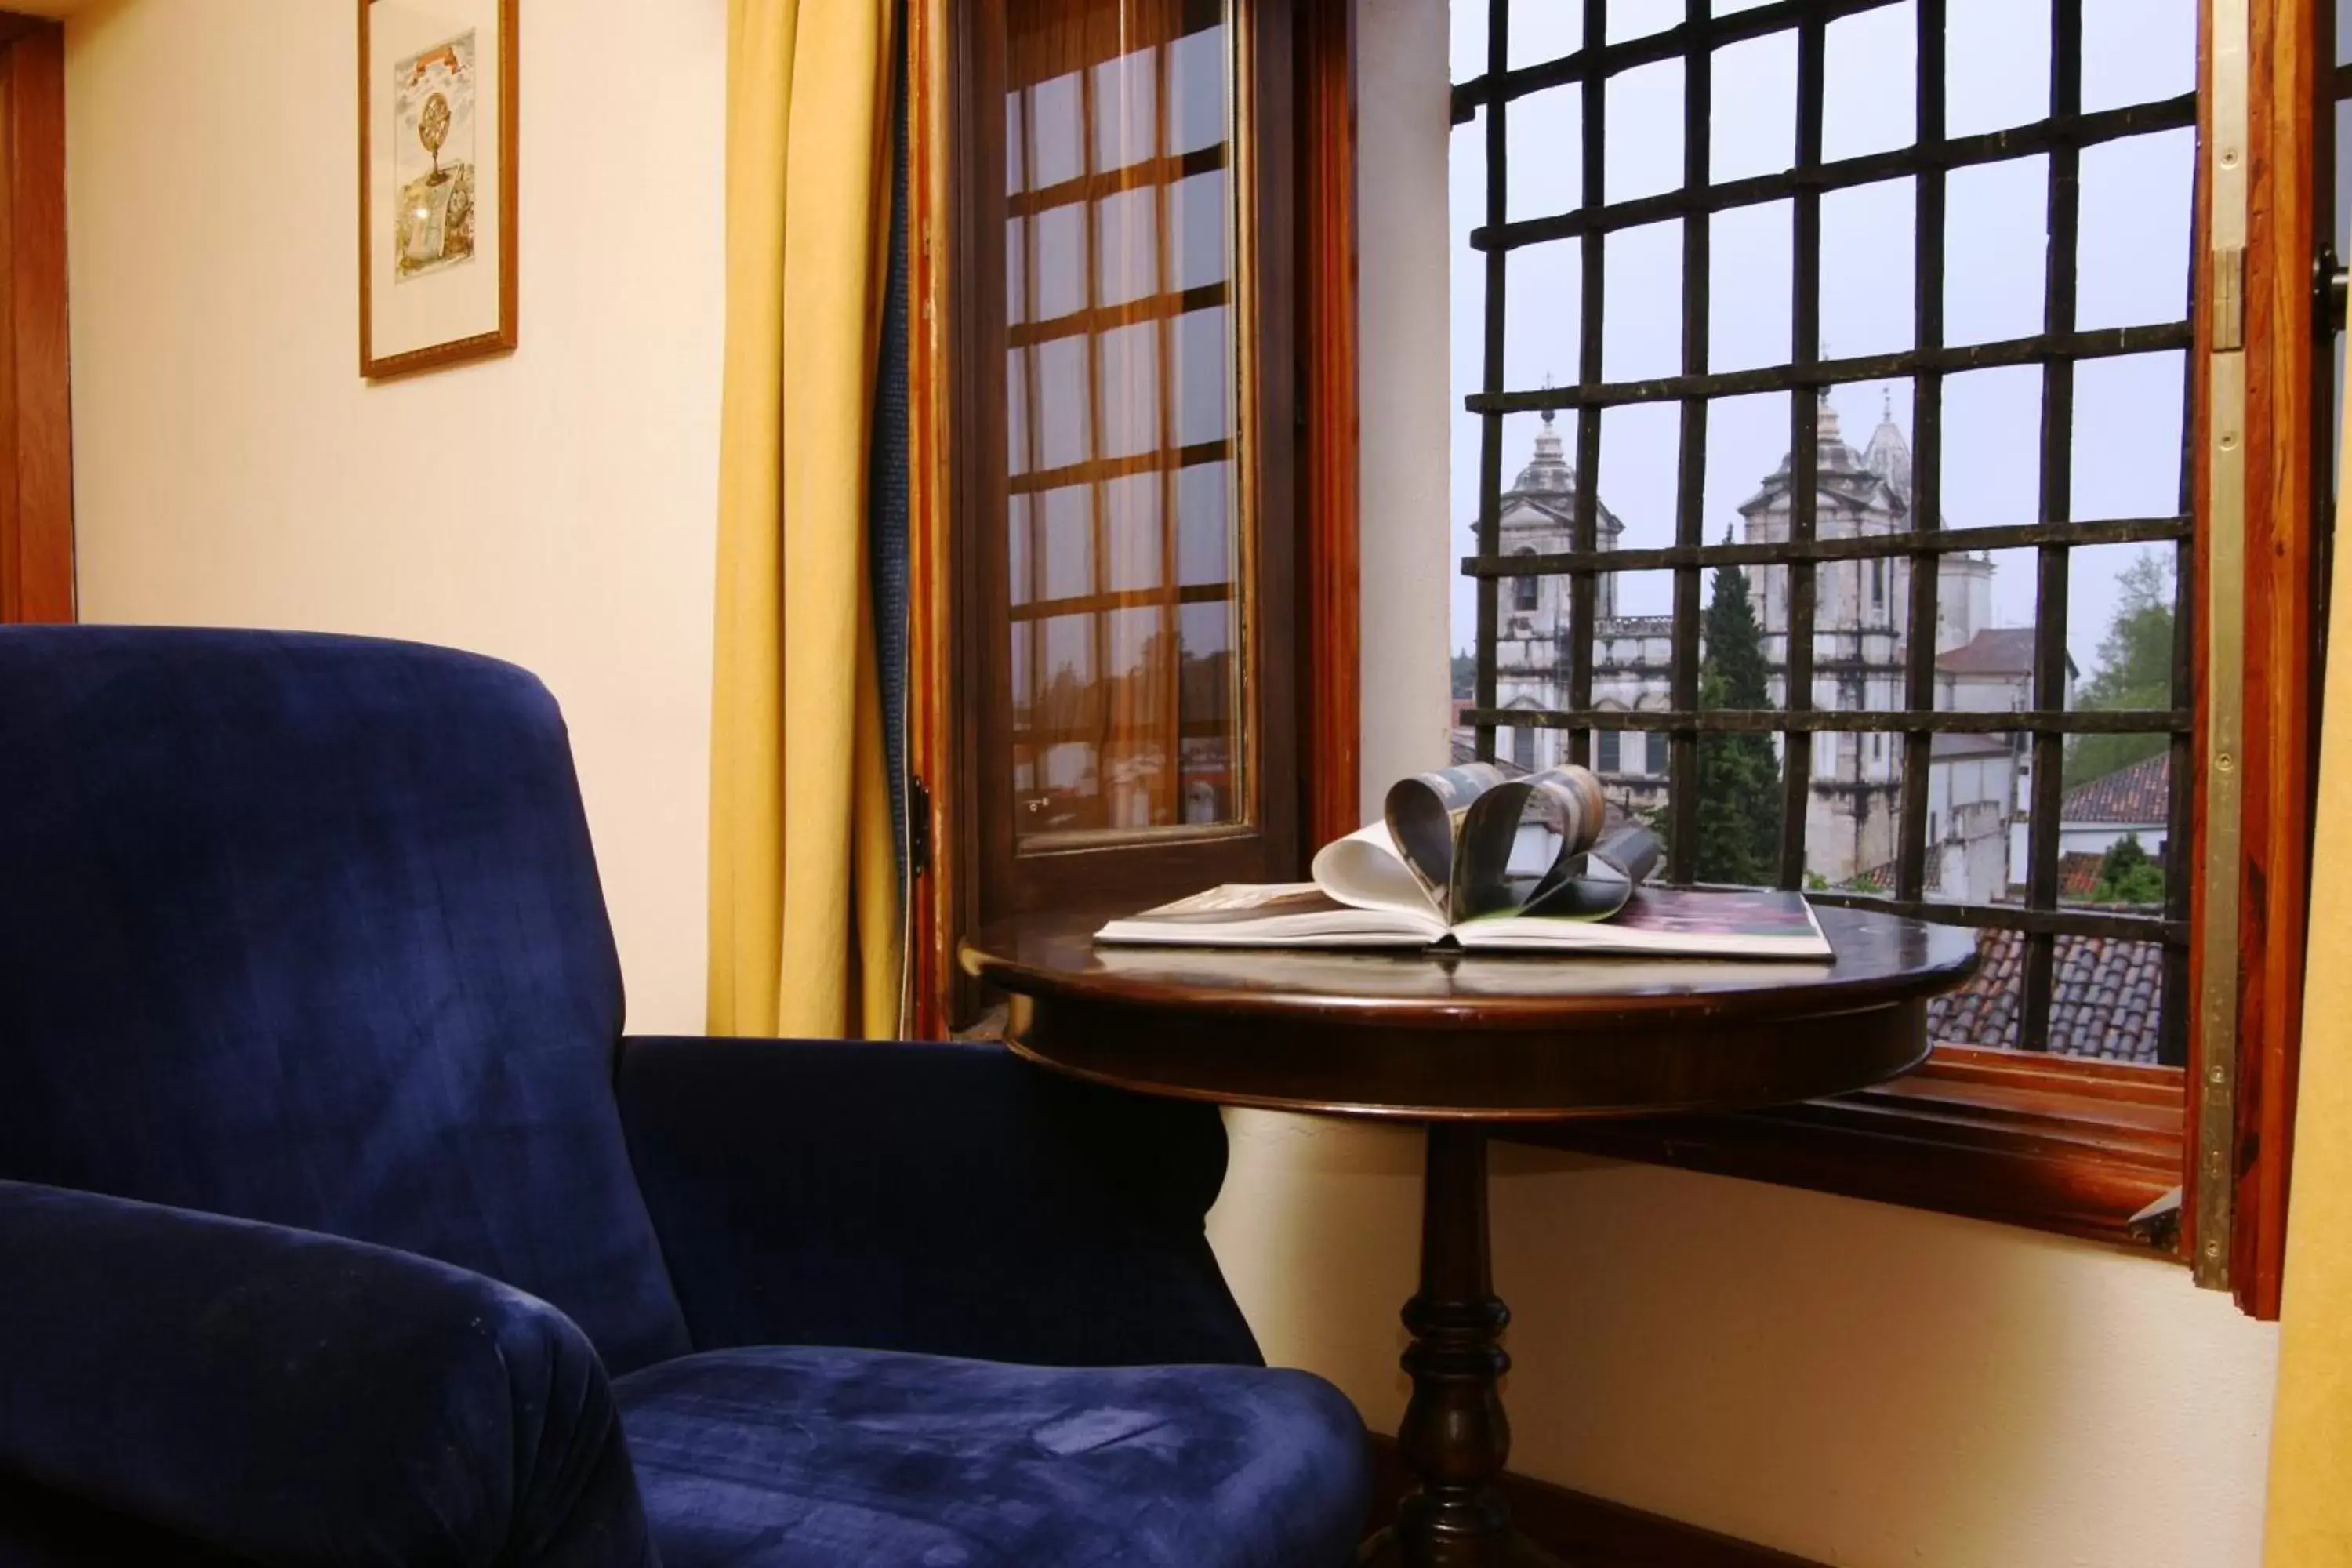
1511, 409, 1574, 496
1478, 408, 1626, 546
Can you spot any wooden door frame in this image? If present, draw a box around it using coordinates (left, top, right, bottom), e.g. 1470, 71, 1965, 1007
0, 13, 69, 626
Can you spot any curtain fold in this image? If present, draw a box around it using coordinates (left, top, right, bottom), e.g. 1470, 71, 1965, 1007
708, 0, 903, 1040
2263, 350, 2352, 1563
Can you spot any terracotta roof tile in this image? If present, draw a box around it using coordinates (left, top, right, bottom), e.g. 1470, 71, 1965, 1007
1928, 926, 2169, 1063
1935, 626, 2038, 675
2060, 751, 2169, 825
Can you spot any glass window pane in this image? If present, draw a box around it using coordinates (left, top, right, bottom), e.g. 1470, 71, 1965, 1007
1040, 485, 1091, 602
1172, 170, 1229, 290
1097, 187, 1158, 307
1105, 473, 1163, 593
1174, 304, 1233, 448
1093, 48, 1157, 172
1033, 203, 1087, 321
1007, 216, 1030, 326
1168, 26, 1226, 156
1006, 348, 1030, 474
1029, 71, 1084, 188
1099, 321, 1160, 459
1034, 336, 1091, 471
1002, 2, 1243, 848
1006, 89, 1027, 196
1178, 460, 1235, 587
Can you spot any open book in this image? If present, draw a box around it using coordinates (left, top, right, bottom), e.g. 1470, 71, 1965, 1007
1095, 762, 1831, 960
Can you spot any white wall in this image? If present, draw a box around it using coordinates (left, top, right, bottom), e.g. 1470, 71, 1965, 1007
64, 0, 728, 1035
1352, 0, 1456, 820
1203, 3, 2279, 1565
62, 2, 2278, 1563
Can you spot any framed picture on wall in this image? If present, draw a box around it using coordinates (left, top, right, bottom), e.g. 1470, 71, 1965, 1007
358, 0, 517, 379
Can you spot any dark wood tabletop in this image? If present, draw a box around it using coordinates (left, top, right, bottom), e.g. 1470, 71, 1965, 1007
960, 905, 1978, 1120
963, 902, 1978, 1566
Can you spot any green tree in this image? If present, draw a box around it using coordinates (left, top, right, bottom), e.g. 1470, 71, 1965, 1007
1450, 648, 1478, 701
2089, 832, 2165, 906
1693, 556, 1781, 884
2067, 551, 2175, 787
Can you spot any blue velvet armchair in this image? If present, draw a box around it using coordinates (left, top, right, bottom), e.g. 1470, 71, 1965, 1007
0, 627, 1371, 1567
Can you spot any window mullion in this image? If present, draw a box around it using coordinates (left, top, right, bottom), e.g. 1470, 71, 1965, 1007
1896, 0, 1947, 906
2021, 0, 2085, 1052
1473, 0, 1511, 767
1568, 0, 1608, 771
1777, 10, 1826, 889
1668, 0, 1710, 881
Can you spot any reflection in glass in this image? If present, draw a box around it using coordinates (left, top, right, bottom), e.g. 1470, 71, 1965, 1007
1004, 0, 1242, 843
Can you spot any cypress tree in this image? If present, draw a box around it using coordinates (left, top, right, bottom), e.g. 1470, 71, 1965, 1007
1693, 550, 1782, 884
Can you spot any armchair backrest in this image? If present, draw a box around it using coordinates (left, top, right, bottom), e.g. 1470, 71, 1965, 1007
0, 628, 689, 1373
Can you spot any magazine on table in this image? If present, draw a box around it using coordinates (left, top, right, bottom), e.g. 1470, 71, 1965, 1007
1094, 762, 1831, 960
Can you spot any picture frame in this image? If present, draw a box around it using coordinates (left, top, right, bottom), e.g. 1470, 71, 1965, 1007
358, 0, 517, 379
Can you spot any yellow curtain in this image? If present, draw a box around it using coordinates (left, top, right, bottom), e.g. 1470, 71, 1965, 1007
707, 0, 902, 1040
2263, 346, 2352, 1563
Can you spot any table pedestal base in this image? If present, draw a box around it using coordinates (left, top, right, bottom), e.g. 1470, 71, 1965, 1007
1360, 1125, 1568, 1568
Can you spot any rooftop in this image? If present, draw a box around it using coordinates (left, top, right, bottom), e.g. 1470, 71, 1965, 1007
1934, 626, 2038, 677
2061, 750, 2169, 825
1928, 925, 2168, 1064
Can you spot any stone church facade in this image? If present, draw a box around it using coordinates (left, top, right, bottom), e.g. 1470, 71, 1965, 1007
1484, 391, 2024, 891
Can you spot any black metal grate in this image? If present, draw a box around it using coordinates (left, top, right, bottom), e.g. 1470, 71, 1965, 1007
1456, 0, 2196, 1063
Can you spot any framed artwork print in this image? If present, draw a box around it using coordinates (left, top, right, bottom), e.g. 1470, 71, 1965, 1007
359, 0, 517, 379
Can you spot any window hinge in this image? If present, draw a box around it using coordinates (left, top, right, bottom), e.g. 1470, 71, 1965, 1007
908, 775, 932, 880
2212, 244, 2245, 352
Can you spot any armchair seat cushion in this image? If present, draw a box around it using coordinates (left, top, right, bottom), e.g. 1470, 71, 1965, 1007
615, 1345, 1371, 1568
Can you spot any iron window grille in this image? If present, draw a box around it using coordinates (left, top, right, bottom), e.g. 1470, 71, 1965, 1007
1455, 0, 2195, 1063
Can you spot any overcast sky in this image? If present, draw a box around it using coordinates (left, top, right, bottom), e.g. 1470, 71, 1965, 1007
1444, 0, 2201, 677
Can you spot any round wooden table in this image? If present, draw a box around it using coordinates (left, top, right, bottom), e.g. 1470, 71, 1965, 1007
961, 907, 1976, 1568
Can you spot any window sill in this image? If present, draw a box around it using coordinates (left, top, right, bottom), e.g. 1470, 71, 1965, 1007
1501, 1046, 2185, 1254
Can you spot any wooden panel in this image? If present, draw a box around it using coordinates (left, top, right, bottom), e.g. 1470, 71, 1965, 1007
1512, 1046, 2187, 1250
907, 0, 960, 1040
2217, 0, 2320, 1320
0, 17, 71, 626
1365, 1436, 1830, 1568
1297, 0, 1359, 854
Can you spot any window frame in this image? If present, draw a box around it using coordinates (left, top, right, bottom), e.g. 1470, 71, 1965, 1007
908, 0, 1360, 1028
911, 0, 2319, 1314
1446, 0, 2319, 1310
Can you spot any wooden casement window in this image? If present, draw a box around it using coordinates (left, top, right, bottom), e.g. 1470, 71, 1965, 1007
910, 0, 2321, 1319
906, 0, 1360, 1023
1453, 0, 2324, 1319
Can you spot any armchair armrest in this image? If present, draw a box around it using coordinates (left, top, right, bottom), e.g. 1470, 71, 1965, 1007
617, 1037, 1262, 1368
0, 1180, 655, 1568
